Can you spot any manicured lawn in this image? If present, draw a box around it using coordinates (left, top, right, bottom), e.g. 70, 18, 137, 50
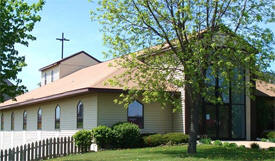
48, 144, 275, 161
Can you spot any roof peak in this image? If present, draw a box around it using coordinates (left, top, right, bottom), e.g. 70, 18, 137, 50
39, 51, 101, 71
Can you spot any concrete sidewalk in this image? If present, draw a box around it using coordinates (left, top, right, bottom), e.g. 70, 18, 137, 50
222, 141, 275, 149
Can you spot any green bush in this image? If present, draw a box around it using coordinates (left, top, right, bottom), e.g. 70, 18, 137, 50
229, 143, 238, 148
73, 130, 92, 151
261, 138, 268, 142
268, 138, 275, 143
91, 125, 114, 149
143, 133, 189, 147
266, 131, 275, 139
199, 138, 212, 144
250, 143, 260, 149
162, 133, 189, 145
239, 145, 246, 149
143, 134, 166, 147
112, 122, 141, 148
268, 147, 275, 151
223, 142, 230, 147
213, 140, 223, 146
111, 121, 128, 128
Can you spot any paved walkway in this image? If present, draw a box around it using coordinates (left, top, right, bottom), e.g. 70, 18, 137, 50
222, 141, 275, 149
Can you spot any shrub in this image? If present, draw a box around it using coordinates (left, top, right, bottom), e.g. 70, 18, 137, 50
111, 121, 128, 128
199, 138, 212, 144
91, 125, 114, 149
162, 133, 189, 145
268, 138, 275, 143
73, 130, 92, 152
261, 138, 268, 142
239, 145, 246, 149
268, 147, 275, 151
229, 143, 238, 148
213, 140, 223, 146
223, 142, 230, 147
112, 122, 141, 148
143, 134, 166, 147
250, 143, 260, 149
267, 131, 275, 139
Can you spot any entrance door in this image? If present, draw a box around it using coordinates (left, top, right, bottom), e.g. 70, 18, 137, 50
204, 104, 230, 139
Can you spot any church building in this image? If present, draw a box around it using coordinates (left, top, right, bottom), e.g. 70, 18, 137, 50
0, 50, 274, 150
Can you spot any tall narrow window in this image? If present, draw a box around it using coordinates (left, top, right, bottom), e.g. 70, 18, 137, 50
128, 100, 144, 129
37, 108, 42, 130
44, 73, 47, 85
77, 102, 83, 129
23, 111, 27, 130
55, 105, 61, 129
51, 70, 54, 82
1, 113, 4, 130
11, 112, 14, 131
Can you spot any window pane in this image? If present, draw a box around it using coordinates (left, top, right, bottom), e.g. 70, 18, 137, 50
11, 112, 14, 131
55, 106, 60, 129
232, 68, 245, 104
128, 100, 144, 128
232, 105, 245, 139
1, 114, 3, 130
23, 111, 27, 130
37, 109, 42, 130
205, 104, 217, 138
77, 102, 83, 128
128, 101, 143, 117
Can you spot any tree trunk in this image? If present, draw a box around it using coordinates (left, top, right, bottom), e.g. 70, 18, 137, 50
187, 85, 201, 154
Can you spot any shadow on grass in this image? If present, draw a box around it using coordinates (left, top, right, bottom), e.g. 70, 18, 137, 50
146, 145, 275, 161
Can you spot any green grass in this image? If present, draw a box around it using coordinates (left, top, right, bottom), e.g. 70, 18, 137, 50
48, 144, 275, 161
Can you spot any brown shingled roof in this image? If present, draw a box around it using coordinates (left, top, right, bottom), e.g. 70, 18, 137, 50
0, 58, 126, 110
256, 80, 275, 97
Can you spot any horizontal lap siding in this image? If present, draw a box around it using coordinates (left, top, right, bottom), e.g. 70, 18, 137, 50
97, 93, 173, 133
0, 93, 97, 150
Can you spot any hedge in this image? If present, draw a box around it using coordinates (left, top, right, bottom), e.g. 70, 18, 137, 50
143, 132, 189, 147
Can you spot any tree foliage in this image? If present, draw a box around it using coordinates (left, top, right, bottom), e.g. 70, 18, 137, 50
92, 0, 274, 153
0, 0, 44, 102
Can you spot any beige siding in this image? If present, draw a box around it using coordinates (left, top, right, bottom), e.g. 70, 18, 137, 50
97, 93, 173, 133
0, 93, 98, 149
172, 88, 185, 133
59, 53, 99, 78
172, 110, 184, 132
0, 93, 97, 132
41, 65, 60, 86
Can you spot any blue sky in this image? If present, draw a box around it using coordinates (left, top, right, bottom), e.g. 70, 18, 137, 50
16, 0, 275, 91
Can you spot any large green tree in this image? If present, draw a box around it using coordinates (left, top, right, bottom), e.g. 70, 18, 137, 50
0, 0, 44, 102
92, 0, 274, 153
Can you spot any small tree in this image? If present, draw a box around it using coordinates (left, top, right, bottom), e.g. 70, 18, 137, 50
92, 0, 274, 153
0, 0, 44, 102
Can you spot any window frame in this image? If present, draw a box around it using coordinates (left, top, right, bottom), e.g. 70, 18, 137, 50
127, 100, 144, 129
1, 113, 4, 130
44, 73, 47, 85
37, 108, 42, 130
55, 105, 61, 130
23, 111, 27, 130
76, 101, 84, 129
11, 112, 14, 131
51, 70, 54, 82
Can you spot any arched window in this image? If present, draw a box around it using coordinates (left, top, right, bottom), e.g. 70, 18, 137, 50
55, 105, 61, 129
1, 113, 4, 130
11, 112, 14, 131
37, 108, 42, 130
23, 111, 27, 130
128, 100, 144, 129
77, 102, 83, 129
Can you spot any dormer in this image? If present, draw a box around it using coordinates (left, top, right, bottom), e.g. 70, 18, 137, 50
39, 51, 101, 86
